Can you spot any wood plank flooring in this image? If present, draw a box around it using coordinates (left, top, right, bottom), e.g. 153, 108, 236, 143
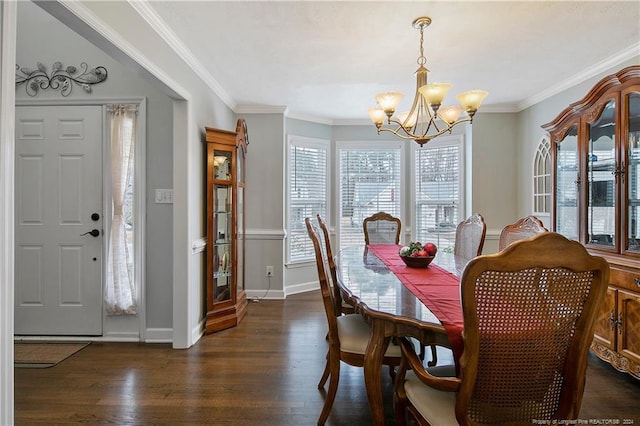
15, 291, 640, 425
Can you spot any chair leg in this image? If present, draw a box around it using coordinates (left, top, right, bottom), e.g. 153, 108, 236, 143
318, 355, 340, 425
317, 351, 330, 389
393, 393, 407, 426
418, 344, 425, 361
427, 345, 438, 367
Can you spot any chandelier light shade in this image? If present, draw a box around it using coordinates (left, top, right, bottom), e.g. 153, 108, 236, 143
369, 17, 488, 146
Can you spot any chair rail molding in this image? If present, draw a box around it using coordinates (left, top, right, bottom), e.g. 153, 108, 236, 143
245, 228, 286, 241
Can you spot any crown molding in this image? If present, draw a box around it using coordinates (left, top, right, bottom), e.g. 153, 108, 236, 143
285, 111, 333, 125
332, 118, 371, 126
517, 42, 640, 111
234, 105, 288, 115
234, 106, 334, 126
130, 0, 235, 110
36, 0, 190, 101
129, 1, 639, 122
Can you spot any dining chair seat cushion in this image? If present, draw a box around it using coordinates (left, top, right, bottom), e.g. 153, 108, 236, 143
337, 314, 402, 357
404, 369, 457, 425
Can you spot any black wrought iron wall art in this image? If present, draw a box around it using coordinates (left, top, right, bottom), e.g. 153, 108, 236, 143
15, 62, 108, 97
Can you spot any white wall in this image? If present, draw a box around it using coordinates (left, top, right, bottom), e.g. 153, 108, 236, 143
0, 2, 17, 424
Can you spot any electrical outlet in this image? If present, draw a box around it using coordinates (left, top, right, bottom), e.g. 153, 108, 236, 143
266, 266, 274, 277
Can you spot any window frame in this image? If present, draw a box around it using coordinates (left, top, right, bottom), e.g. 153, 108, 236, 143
285, 134, 331, 265
533, 136, 552, 217
411, 134, 465, 249
335, 140, 406, 252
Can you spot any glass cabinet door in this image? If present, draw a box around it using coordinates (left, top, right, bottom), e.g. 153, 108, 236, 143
587, 99, 616, 247
213, 183, 232, 302
556, 124, 579, 240
236, 144, 246, 295
627, 91, 640, 253
213, 150, 232, 181
212, 148, 233, 302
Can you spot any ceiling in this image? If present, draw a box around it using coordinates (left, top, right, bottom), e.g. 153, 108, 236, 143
138, 1, 639, 123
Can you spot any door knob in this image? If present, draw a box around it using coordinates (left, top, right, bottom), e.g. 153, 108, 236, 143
81, 229, 100, 237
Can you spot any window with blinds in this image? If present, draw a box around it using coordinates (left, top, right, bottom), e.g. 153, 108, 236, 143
414, 137, 463, 252
287, 136, 329, 263
338, 145, 402, 250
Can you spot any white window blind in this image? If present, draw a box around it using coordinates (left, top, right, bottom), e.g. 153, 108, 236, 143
287, 136, 329, 263
414, 138, 463, 252
338, 146, 402, 250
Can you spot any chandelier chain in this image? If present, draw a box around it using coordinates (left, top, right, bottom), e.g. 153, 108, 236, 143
368, 16, 487, 146
417, 26, 426, 67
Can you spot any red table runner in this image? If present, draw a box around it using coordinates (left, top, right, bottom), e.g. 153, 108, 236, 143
367, 244, 464, 368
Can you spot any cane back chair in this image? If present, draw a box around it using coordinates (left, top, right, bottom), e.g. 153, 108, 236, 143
305, 218, 402, 425
394, 232, 610, 425
498, 215, 548, 251
363, 211, 402, 245
317, 214, 355, 315
454, 213, 487, 260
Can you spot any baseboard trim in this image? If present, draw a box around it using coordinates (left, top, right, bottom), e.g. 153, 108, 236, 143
144, 328, 173, 343
246, 289, 286, 300
285, 281, 319, 297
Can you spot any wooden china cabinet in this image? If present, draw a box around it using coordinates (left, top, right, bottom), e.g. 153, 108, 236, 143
204, 119, 248, 334
542, 65, 640, 379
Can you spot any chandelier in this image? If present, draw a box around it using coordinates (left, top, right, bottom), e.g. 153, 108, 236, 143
368, 17, 488, 146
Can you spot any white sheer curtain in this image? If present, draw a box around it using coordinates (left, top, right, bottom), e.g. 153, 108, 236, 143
106, 104, 137, 315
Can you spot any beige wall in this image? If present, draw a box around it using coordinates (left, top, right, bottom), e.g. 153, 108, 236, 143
470, 112, 518, 252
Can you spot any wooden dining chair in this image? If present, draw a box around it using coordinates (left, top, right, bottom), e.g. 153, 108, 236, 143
316, 214, 355, 315
305, 218, 402, 425
415, 213, 486, 366
498, 215, 548, 251
394, 232, 610, 426
454, 213, 487, 260
363, 211, 402, 245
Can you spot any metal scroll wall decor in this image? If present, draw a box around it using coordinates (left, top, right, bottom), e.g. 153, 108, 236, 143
15, 62, 108, 97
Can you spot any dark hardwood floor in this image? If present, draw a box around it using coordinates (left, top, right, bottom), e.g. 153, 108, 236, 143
15, 291, 640, 425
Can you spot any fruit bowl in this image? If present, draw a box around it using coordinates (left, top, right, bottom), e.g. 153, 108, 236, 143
400, 254, 434, 268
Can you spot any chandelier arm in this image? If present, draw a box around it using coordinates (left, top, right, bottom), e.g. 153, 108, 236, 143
378, 116, 473, 145
369, 16, 487, 146
376, 126, 424, 141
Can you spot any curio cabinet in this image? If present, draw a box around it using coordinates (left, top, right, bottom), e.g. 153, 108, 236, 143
204, 119, 248, 333
543, 65, 640, 379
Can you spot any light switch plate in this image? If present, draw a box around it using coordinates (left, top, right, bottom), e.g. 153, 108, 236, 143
155, 189, 173, 204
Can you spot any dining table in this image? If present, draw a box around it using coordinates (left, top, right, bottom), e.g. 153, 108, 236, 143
335, 244, 469, 426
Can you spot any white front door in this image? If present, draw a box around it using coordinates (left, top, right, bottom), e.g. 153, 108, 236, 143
14, 105, 103, 335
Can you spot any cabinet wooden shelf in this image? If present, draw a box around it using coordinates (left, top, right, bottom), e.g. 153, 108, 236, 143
204, 119, 249, 334
543, 65, 640, 379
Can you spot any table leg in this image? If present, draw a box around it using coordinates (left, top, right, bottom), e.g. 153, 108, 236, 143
364, 318, 390, 426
